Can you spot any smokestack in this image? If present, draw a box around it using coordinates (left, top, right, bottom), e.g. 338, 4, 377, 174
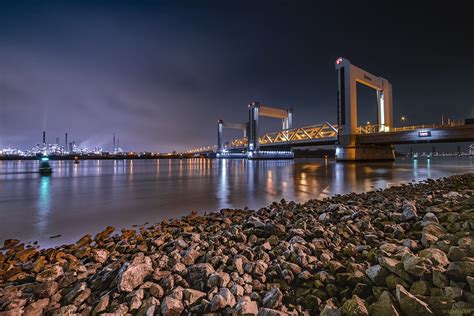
113, 133, 116, 152
42, 131, 46, 145
55, 137, 59, 145
65, 133, 68, 152
117, 138, 119, 150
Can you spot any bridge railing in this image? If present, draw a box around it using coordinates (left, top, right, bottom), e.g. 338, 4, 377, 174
259, 122, 338, 145
392, 121, 464, 132
357, 121, 465, 134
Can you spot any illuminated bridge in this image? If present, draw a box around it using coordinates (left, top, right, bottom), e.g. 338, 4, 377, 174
186, 58, 474, 161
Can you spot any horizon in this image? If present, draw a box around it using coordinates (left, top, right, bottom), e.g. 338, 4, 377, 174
0, 1, 473, 152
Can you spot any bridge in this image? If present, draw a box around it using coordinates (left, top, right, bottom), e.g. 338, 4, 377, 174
186, 58, 474, 161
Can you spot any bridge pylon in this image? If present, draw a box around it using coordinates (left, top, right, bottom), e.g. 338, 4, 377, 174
335, 57, 395, 161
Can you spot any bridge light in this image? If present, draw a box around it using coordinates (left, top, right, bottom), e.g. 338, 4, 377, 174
336, 58, 343, 65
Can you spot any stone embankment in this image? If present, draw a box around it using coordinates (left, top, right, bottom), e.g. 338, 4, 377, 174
0, 174, 473, 315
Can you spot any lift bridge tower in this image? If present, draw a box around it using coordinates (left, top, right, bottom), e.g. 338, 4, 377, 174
335, 57, 395, 161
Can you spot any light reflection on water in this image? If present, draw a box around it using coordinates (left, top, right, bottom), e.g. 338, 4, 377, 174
0, 157, 472, 247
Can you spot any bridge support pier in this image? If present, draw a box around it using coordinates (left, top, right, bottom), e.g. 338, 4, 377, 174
336, 144, 395, 161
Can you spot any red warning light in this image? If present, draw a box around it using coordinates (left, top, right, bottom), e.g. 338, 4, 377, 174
336, 58, 343, 65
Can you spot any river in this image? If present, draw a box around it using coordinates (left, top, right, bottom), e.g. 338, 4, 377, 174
0, 157, 472, 247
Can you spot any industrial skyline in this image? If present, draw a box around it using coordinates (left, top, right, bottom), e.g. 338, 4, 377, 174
0, 1, 472, 152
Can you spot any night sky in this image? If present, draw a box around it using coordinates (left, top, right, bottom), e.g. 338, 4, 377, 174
0, 0, 472, 152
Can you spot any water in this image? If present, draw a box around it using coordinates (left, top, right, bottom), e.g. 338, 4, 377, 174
0, 157, 472, 248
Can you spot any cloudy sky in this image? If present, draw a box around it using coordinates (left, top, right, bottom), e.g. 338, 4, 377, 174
0, 0, 472, 152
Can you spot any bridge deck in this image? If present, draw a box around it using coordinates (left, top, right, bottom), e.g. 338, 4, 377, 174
357, 124, 474, 145
186, 123, 474, 154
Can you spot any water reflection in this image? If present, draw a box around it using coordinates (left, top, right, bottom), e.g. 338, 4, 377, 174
0, 157, 471, 246
36, 176, 51, 234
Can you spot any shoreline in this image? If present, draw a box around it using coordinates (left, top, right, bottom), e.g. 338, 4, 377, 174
1, 173, 473, 315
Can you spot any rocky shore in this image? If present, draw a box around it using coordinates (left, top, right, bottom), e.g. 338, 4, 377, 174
1, 173, 473, 315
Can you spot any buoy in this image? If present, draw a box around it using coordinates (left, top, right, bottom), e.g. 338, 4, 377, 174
39, 156, 52, 175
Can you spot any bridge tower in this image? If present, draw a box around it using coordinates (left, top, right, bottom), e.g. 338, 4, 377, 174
335, 57, 395, 161
248, 101, 293, 152
217, 120, 247, 152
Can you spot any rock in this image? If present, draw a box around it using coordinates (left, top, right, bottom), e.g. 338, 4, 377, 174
161, 296, 184, 316
410, 280, 430, 296
422, 212, 438, 223
236, 297, 259, 315
254, 260, 268, 276
219, 287, 236, 307
34, 280, 59, 298
182, 248, 200, 266
24, 298, 50, 315
149, 283, 165, 298
15, 248, 38, 263
2, 239, 20, 249
448, 246, 467, 261
257, 307, 288, 316
419, 247, 449, 268
186, 263, 215, 288
35, 266, 64, 282
402, 255, 431, 277
183, 288, 206, 306
92, 294, 109, 315
63, 282, 91, 306
365, 265, 389, 286
402, 202, 417, 221
137, 297, 160, 316
340, 295, 368, 316
207, 271, 231, 288
95, 225, 115, 241
91, 248, 109, 263
444, 286, 463, 299
210, 294, 227, 312
262, 288, 283, 309
320, 298, 342, 316
117, 254, 153, 292
395, 284, 433, 316
369, 291, 399, 316
446, 260, 474, 281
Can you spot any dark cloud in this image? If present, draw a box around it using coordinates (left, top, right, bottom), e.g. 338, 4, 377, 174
0, 0, 472, 152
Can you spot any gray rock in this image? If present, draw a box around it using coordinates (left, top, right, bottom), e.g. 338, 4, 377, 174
366, 265, 389, 286
402, 202, 417, 221
262, 288, 283, 309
